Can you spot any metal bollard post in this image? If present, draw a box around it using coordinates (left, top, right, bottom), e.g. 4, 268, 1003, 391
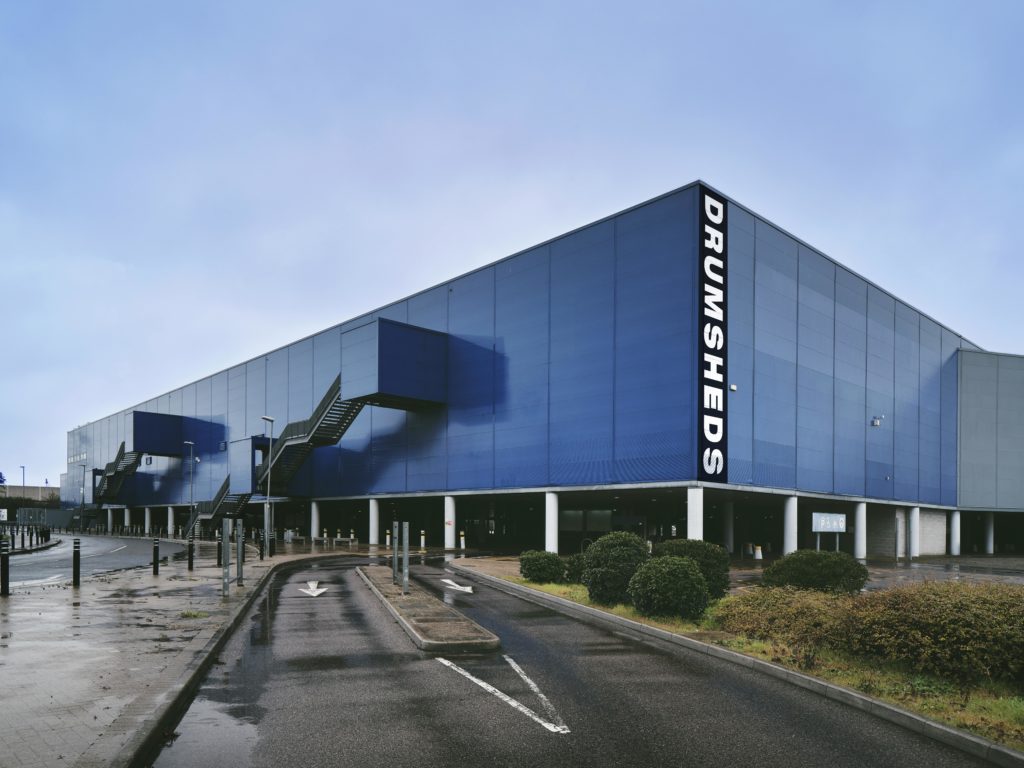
1, 541, 10, 597
236, 520, 244, 586
402, 522, 409, 595
259, 529, 264, 561
187, 532, 194, 571
392, 521, 399, 585
152, 538, 159, 576
21, 529, 25, 551
216, 531, 222, 567
420, 530, 425, 551
73, 539, 81, 587
221, 518, 231, 595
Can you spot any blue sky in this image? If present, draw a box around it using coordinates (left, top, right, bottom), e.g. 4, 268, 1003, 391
1, 1, 1022, 488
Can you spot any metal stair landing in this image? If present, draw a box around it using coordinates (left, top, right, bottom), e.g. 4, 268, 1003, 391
94, 442, 143, 504
254, 375, 365, 497
186, 476, 252, 536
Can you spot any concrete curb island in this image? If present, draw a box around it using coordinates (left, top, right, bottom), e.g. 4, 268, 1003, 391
449, 563, 1024, 768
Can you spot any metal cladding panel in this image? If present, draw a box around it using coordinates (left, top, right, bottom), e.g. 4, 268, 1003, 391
340, 321, 379, 399
865, 287, 895, 499
997, 356, 1024, 507
796, 247, 835, 493
727, 206, 756, 484
548, 220, 616, 485
833, 268, 867, 495
377, 319, 448, 404
958, 351, 1024, 510
893, 303, 921, 501
752, 219, 798, 488
958, 351, 998, 507
940, 329, 960, 506
494, 245, 550, 488
617, 191, 695, 482
132, 411, 184, 456
228, 438, 254, 495
288, 338, 314, 426
446, 267, 497, 490
918, 318, 942, 503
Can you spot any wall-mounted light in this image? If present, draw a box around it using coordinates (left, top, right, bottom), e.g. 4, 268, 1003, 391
729, 384, 738, 391
871, 415, 885, 427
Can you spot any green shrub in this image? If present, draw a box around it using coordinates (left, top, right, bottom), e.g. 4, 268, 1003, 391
762, 550, 868, 593
564, 553, 586, 584
519, 550, 565, 583
652, 539, 730, 599
845, 581, 1024, 685
713, 587, 852, 649
582, 531, 649, 605
628, 556, 708, 619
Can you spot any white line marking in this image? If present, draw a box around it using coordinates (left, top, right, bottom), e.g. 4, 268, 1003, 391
83, 545, 127, 559
11, 574, 63, 587
436, 657, 570, 734
503, 655, 567, 730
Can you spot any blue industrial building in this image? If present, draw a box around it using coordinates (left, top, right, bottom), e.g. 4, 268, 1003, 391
61, 182, 1024, 557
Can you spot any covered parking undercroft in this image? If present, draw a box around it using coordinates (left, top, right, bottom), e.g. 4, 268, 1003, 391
283, 486, 1024, 559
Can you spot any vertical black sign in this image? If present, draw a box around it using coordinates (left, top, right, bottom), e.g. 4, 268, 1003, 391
698, 186, 727, 482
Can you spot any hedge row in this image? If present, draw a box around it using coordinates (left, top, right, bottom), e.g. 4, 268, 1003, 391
714, 581, 1024, 684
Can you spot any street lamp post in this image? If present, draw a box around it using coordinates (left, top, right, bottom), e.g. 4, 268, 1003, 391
261, 416, 275, 557
20, 466, 24, 494
79, 463, 87, 533
184, 440, 197, 570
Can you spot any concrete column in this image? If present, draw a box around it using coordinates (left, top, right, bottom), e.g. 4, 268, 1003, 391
985, 511, 995, 555
909, 506, 920, 559
544, 492, 558, 554
722, 501, 734, 554
310, 501, 320, 540
123, 508, 131, 530
144, 507, 151, 535
107, 509, 114, 533
167, 507, 174, 538
686, 487, 704, 541
854, 501, 867, 560
369, 498, 380, 545
950, 510, 961, 556
443, 496, 456, 549
783, 496, 798, 554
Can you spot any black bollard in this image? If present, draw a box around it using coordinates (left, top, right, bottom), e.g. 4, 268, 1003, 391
187, 533, 194, 571
258, 530, 264, 561
216, 536, 222, 567
1, 541, 10, 597
20, 529, 25, 551
152, 538, 159, 575
73, 539, 81, 587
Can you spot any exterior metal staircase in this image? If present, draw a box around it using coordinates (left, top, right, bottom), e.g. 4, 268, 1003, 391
185, 476, 252, 536
94, 442, 143, 504
254, 374, 365, 497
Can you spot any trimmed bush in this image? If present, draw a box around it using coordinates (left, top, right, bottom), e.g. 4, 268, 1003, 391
713, 587, 853, 649
564, 553, 586, 584
652, 539, 730, 599
628, 556, 708, 619
845, 581, 1024, 685
762, 550, 868, 593
582, 531, 649, 605
519, 550, 565, 583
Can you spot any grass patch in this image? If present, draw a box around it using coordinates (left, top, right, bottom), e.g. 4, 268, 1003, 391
501, 574, 1024, 751
180, 610, 210, 619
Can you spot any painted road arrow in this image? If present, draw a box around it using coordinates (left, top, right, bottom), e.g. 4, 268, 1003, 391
298, 580, 328, 597
441, 578, 473, 594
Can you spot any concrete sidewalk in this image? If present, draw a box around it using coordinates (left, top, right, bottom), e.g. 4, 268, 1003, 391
0, 538, 370, 768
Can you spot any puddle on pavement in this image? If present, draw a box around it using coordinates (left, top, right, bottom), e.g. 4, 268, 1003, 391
151, 695, 258, 768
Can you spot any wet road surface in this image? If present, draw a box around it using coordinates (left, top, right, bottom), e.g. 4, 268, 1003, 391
151, 557, 989, 768
7, 535, 184, 585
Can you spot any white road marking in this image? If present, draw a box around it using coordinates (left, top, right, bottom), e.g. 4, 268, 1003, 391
11, 574, 63, 587
299, 580, 328, 597
502, 654, 568, 731
82, 545, 127, 559
440, 578, 473, 593
436, 657, 570, 734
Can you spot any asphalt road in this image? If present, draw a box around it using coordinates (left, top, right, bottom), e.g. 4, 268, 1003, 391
6, 535, 184, 586
151, 557, 989, 768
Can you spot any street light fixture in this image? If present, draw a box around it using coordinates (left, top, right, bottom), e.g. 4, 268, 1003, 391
261, 416, 275, 557
20, 466, 25, 492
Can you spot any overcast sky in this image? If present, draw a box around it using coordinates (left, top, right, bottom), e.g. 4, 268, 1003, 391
1, 1, 1021, 489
